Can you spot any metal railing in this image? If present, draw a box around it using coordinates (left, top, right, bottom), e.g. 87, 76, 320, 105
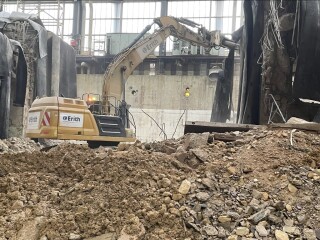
82, 93, 136, 134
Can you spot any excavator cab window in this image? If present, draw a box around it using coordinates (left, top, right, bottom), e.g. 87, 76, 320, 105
82, 93, 102, 114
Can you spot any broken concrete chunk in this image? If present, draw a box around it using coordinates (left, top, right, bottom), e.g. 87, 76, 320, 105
172, 193, 183, 201
226, 211, 240, 220
261, 192, 269, 201
163, 145, 176, 155
249, 198, 260, 207
285, 204, 292, 212
17, 217, 44, 240
218, 215, 232, 223
178, 180, 191, 195
248, 209, 270, 224
268, 214, 282, 224
169, 208, 180, 216
282, 226, 295, 234
195, 192, 210, 202
118, 217, 145, 240
203, 225, 218, 236
252, 189, 262, 199
297, 214, 307, 224
159, 178, 171, 188
275, 230, 289, 240
256, 225, 268, 237
69, 233, 81, 240
201, 178, 215, 189
288, 183, 298, 193
303, 228, 317, 240
236, 227, 250, 236
183, 133, 209, 150
191, 148, 209, 162
283, 226, 300, 236
175, 151, 188, 162
283, 218, 293, 227
227, 166, 237, 175
12, 200, 24, 210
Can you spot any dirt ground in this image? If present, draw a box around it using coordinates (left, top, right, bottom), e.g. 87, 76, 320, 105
0, 128, 319, 240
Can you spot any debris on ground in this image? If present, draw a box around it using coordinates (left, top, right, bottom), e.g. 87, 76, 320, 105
0, 128, 319, 239
0, 138, 40, 154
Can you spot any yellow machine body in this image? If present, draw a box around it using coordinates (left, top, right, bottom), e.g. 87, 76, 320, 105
25, 97, 135, 143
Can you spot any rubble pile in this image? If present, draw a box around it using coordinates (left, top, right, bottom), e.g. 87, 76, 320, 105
0, 128, 319, 240
0, 137, 40, 154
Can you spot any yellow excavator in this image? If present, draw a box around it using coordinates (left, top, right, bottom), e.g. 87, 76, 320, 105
26, 16, 238, 147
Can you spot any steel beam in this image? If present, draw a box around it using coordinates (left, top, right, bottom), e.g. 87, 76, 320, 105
159, 0, 168, 57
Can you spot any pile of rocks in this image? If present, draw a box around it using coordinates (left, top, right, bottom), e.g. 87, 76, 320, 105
145, 131, 320, 240
0, 128, 319, 240
174, 165, 320, 240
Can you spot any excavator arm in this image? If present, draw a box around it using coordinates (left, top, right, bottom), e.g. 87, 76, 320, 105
102, 16, 238, 109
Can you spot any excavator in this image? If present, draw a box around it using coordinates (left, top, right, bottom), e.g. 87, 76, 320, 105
25, 16, 238, 147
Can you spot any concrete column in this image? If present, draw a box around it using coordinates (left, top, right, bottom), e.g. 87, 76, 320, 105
36, 57, 47, 97
51, 36, 60, 96
240, 1, 244, 25
88, 1, 93, 54
159, 0, 168, 56
158, 0, 168, 74
72, 0, 85, 53
80, 2, 86, 53
216, 1, 224, 31
232, 0, 237, 32
72, 0, 82, 37
0, 76, 11, 138
0, 34, 13, 138
113, 2, 122, 33
61, 2, 65, 37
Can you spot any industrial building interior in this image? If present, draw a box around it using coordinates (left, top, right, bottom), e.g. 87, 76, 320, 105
1, 0, 320, 142
0, 0, 320, 239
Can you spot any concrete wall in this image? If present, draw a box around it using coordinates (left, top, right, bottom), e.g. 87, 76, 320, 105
77, 74, 239, 142
77, 75, 217, 110
76, 74, 105, 98
125, 75, 216, 110
128, 108, 212, 142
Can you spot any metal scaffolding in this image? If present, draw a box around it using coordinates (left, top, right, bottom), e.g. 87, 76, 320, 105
2, 0, 244, 54
16, 0, 64, 36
